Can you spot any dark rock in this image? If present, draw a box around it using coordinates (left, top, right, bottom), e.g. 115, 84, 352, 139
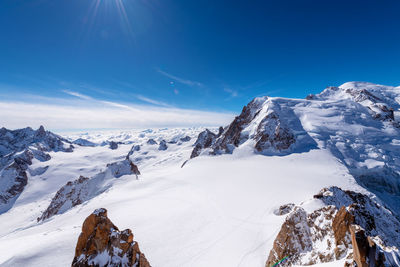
190, 129, 218, 159
180, 136, 191, 142
109, 141, 118, 150
158, 140, 168, 151
147, 139, 157, 145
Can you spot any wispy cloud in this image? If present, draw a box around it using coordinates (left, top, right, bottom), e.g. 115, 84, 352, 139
223, 87, 238, 98
62, 89, 94, 100
135, 95, 171, 107
157, 69, 203, 87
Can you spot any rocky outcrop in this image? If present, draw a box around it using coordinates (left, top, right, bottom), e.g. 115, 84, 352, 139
109, 141, 118, 150
0, 126, 73, 158
146, 139, 157, 145
190, 129, 219, 159
0, 126, 74, 213
0, 150, 33, 213
180, 136, 191, 142
72, 208, 150, 267
266, 187, 400, 267
266, 206, 338, 266
350, 225, 385, 267
38, 159, 140, 221
0, 148, 52, 213
253, 112, 296, 152
273, 203, 295, 216
189, 97, 316, 159
73, 138, 97, 147
158, 140, 168, 151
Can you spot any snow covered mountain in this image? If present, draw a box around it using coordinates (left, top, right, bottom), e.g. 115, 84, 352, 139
0, 126, 73, 213
0, 81, 399, 267
190, 81, 400, 215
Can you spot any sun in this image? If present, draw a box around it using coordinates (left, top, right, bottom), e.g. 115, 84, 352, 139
85, 0, 134, 37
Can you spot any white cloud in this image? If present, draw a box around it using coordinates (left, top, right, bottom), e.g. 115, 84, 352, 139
157, 69, 203, 87
0, 100, 233, 131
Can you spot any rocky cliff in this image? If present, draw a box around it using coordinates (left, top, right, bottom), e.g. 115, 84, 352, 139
266, 187, 400, 267
0, 126, 73, 214
72, 208, 150, 267
38, 159, 140, 221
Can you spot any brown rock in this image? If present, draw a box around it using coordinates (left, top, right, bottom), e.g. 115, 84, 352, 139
72, 208, 150, 267
349, 225, 385, 267
332, 206, 354, 258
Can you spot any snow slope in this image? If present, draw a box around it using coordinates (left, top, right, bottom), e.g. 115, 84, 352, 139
0, 146, 357, 267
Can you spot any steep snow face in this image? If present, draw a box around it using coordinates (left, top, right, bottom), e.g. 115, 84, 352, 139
191, 81, 400, 214
0, 126, 74, 213
310, 81, 400, 123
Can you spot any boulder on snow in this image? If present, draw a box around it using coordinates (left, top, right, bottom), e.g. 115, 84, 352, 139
72, 208, 150, 267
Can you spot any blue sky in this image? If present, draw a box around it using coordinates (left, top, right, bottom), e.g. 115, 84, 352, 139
1, 0, 400, 130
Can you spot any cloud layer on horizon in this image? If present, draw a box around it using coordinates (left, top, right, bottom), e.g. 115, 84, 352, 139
0, 99, 233, 131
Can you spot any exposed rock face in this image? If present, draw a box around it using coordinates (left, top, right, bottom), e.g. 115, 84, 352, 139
254, 112, 296, 152
0, 125, 73, 158
189, 97, 316, 159
38, 159, 140, 221
0, 150, 32, 213
158, 140, 168, 151
0, 126, 74, 213
72, 208, 150, 267
266, 206, 337, 266
332, 207, 354, 259
266, 187, 400, 267
350, 225, 385, 267
190, 129, 219, 159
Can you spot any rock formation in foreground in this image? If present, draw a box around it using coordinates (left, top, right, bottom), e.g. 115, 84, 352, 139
266, 187, 400, 267
38, 159, 140, 221
72, 208, 150, 267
